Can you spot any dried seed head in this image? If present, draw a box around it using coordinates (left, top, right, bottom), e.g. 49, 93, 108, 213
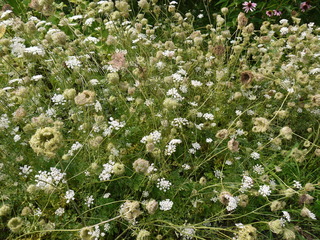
237, 12, 248, 29
219, 191, 232, 205
240, 71, 254, 85
227, 139, 239, 152
7, 217, 23, 233
74, 90, 96, 106
299, 194, 314, 204
212, 45, 225, 56
270, 200, 286, 212
146, 199, 158, 214
2, 4, 12, 11
79, 227, 93, 240
268, 219, 283, 234
133, 158, 150, 174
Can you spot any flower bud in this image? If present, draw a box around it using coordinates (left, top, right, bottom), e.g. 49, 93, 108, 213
221, 7, 228, 15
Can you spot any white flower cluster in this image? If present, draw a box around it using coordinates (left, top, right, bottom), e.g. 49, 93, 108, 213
67, 142, 83, 156
172, 73, 184, 82
46, 108, 56, 117
69, 14, 83, 20
31, 75, 43, 81
65, 190, 75, 203
55, 207, 65, 216
250, 152, 260, 160
24, 46, 45, 56
280, 211, 291, 224
34, 208, 42, 216
280, 27, 289, 35
103, 118, 126, 136
201, 113, 214, 121
147, 163, 158, 174
226, 195, 239, 211
10, 37, 26, 57
166, 88, 184, 102
189, 142, 201, 154
309, 67, 320, 75
94, 100, 102, 112
240, 175, 254, 193
51, 94, 66, 105
159, 199, 173, 211
162, 50, 175, 57
19, 165, 33, 178
156, 178, 172, 192
191, 80, 202, 87
214, 170, 224, 179
140, 130, 162, 144
165, 139, 182, 156
293, 180, 302, 189
0, 114, 10, 130
182, 164, 191, 170
8, 78, 23, 84
85, 195, 94, 207
88, 225, 106, 240
99, 161, 115, 181
258, 185, 271, 197
84, 36, 99, 44
65, 56, 82, 69
253, 164, 264, 175
84, 17, 95, 26
171, 118, 189, 128
179, 226, 195, 240
35, 167, 66, 189
302, 207, 317, 220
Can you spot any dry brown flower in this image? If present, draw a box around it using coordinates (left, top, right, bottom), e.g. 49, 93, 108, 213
108, 52, 127, 70
212, 45, 225, 56
2, 4, 12, 11
237, 12, 248, 29
240, 71, 254, 85
227, 139, 239, 152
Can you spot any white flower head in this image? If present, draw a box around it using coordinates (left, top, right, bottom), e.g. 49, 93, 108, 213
159, 199, 173, 211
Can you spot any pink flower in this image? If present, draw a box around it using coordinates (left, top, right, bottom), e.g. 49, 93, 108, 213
242, 1, 257, 13
266, 10, 273, 17
273, 10, 282, 16
300, 1, 311, 12
108, 52, 127, 70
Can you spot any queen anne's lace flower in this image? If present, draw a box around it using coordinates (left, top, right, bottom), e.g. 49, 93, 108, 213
35, 167, 66, 189
99, 161, 115, 181
165, 139, 182, 156
65, 56, 81, 69
159, 199, 173, 211
258, 185, 271, 197
156, 178, 172, 192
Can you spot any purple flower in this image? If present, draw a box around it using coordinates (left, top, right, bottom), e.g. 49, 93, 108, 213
273, 10, 282, 16
242, 1, 257, 13
300, 1, 311, 12
266, 10, 273, 17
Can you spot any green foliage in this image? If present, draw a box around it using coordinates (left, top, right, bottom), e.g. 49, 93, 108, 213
0, 0, 320, 239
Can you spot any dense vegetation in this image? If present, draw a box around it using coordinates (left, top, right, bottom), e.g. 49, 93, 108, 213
0, 0, 319, 239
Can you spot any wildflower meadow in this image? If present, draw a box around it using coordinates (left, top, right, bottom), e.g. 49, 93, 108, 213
0, 0, 320, 239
